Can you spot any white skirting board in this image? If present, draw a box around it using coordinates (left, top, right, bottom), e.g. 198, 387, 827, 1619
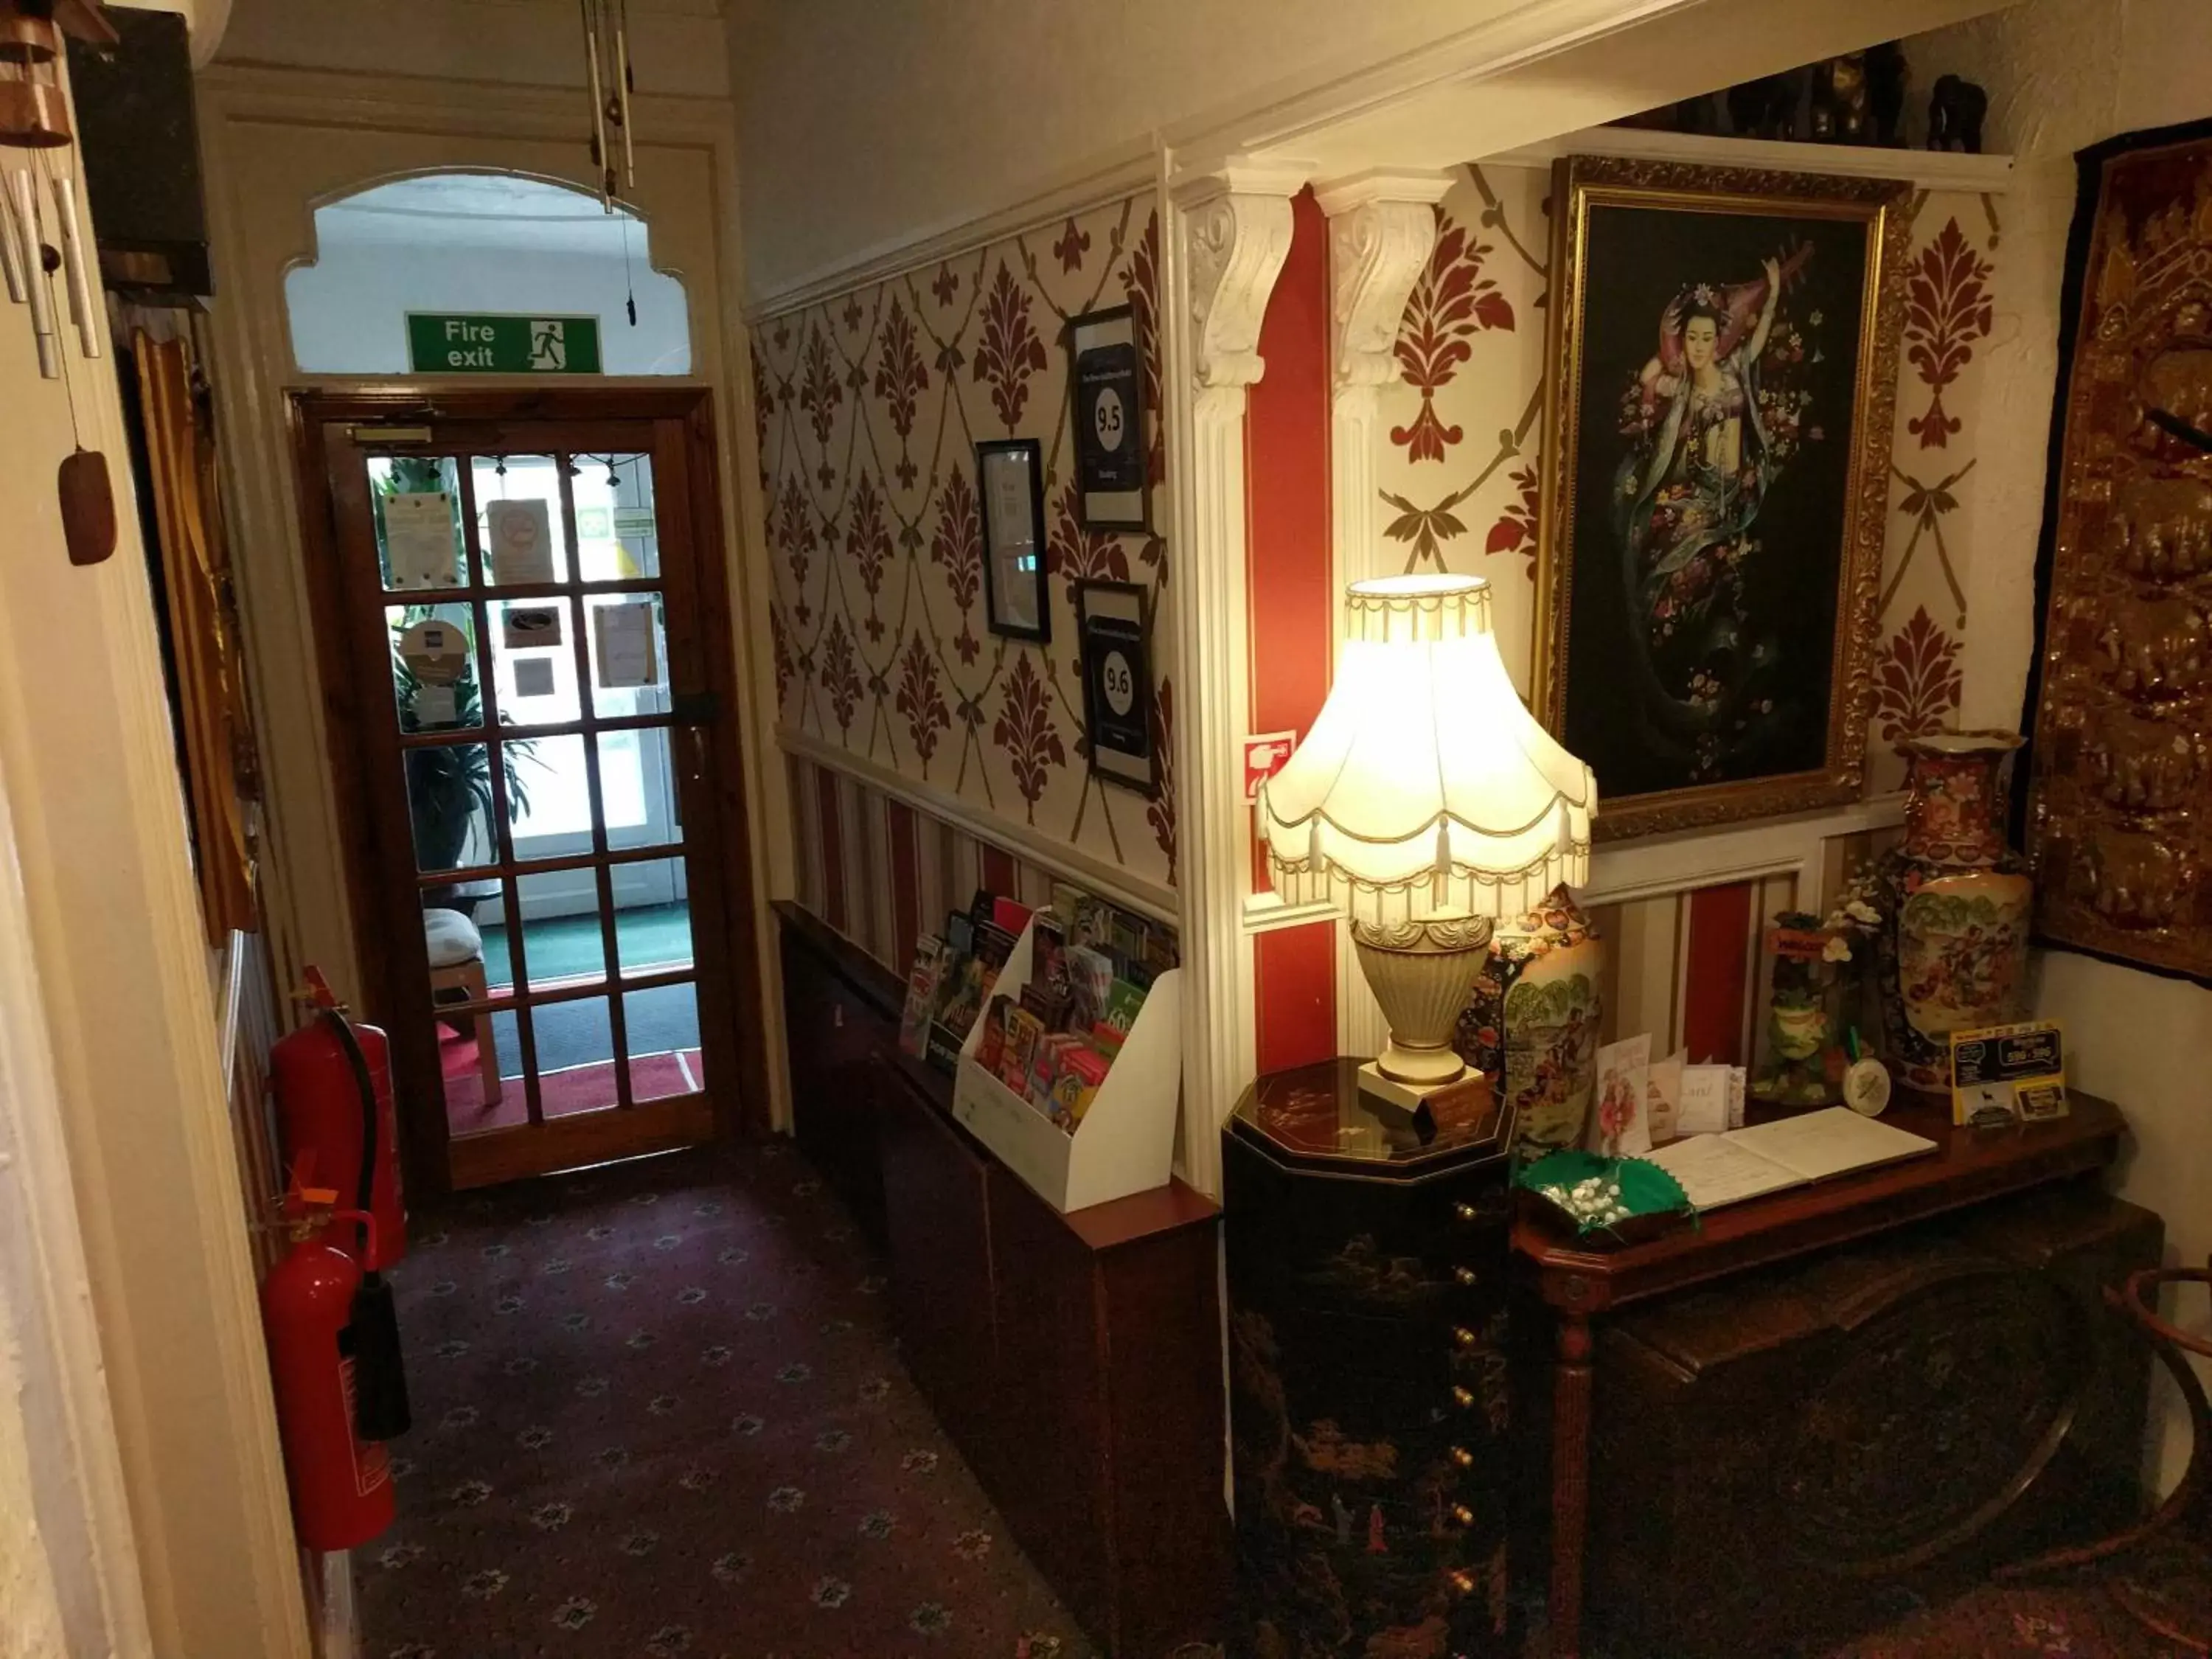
949, 914, 1183, 1214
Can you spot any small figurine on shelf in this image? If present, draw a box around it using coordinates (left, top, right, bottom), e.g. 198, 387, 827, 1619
1809, 52, 1872, 144
1927, 74, 1989, 153
1750, 911, 1851, 1107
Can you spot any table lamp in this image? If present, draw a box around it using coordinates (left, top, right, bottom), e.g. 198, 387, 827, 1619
1257, 574, 1596, 1108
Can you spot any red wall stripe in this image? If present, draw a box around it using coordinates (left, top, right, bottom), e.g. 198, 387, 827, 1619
1245, 185, 1335, 896
981, 843, 1016, 901
887, 800, 921, 973
1682, 881, 1755, 1065
1254, 922, 1338, 1074
815, 765, 847, 935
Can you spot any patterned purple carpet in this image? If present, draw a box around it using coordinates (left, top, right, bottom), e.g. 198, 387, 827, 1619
358, 1140, 1093, 1659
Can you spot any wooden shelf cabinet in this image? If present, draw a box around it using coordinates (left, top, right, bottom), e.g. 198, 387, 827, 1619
775, 902, 1231, 1656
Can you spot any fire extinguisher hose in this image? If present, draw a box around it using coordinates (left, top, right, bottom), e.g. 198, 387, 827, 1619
321, 1007, 413, 1444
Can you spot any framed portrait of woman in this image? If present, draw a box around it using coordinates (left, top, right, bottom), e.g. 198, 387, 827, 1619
1535, 156, 1910, 840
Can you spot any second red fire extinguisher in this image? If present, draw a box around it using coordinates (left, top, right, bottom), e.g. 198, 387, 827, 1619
262, 1186, 399, 1552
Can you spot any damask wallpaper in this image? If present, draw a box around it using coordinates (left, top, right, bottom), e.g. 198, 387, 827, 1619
754, 191, 1175, 894
1369, 164, 2001, 796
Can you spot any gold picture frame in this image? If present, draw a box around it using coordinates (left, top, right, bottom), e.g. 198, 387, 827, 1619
1534, 156, 1910, 841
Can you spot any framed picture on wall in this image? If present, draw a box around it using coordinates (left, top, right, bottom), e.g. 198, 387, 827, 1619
1534, 156, 1910, 840
978, 437, 1049, 642
1075, 579, 1158, 796
1066, 305, 1150, 530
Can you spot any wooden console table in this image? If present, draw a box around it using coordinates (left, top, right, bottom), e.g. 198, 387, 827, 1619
1514, 1092, 2134, 1659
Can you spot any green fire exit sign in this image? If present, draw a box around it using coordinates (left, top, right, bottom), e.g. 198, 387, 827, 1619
406, 313, 603, 375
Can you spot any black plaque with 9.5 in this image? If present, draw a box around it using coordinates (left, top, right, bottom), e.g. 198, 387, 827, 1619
1076, 579, 1156, 796
1068, 305, 1149, 530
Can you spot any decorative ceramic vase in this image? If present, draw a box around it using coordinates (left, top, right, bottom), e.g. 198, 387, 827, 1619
1875, 731, 2034, 1095
1455, 886, 1604, 1152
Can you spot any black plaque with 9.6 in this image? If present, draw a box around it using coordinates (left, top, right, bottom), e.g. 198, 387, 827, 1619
1076, 579, 1156, 796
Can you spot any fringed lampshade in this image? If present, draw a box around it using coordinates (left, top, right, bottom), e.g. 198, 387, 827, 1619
1258, 574, 1596, 1095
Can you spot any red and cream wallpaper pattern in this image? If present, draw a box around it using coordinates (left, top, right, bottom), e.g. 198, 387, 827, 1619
755, 192, 1174, 894
1368, 165, 2000, 796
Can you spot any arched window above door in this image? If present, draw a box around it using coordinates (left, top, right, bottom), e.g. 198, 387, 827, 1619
283, 173, 692, 376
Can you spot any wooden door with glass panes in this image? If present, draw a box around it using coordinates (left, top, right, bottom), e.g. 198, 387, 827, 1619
302, 392, 749, 1193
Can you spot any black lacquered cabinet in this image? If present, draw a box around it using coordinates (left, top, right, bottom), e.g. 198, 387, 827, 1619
1224, 1061, 1519, 1658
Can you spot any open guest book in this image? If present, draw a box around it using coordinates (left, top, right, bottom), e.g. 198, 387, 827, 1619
1641, 1107, 1938, 1211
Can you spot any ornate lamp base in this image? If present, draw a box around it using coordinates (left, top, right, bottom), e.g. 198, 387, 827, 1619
1350, 913, 1495, 1102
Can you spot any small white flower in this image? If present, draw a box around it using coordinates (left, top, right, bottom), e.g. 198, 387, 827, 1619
1846, 898, 1880, 926
1822, 935, 1853, 963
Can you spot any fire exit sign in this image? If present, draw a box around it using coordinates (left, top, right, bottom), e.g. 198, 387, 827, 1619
406, 313, 603, 375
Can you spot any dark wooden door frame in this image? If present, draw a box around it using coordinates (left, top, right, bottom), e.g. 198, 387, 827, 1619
287, 385, 768, 1200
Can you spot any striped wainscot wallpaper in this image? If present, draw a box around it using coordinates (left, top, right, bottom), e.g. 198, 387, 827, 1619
787, 751, 1074, 984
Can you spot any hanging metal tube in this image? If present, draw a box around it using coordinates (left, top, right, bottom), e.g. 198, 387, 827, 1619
580, 0, 610, 210
0, 170, 26, 304
613, 0, 634, 191
50, 170, 95, 358
10, 167, 57, 378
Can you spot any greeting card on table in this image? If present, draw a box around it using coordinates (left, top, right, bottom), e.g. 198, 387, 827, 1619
1587, 1033, 1652, 1157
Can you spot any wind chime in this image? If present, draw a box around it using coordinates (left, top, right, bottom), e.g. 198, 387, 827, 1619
579, 0, 635, 210
1, 0, 118, 565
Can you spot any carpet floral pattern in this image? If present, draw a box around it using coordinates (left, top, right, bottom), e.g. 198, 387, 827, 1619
358, 1142, 1092, 1659
1833, 1573, 2204, 1659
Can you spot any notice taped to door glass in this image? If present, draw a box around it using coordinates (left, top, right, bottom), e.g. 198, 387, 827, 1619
383, 491, 457, 589
593, 600, 658, 689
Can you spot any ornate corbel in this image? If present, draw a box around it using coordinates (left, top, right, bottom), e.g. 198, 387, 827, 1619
1316, 171, 1454, 390
1176, 170, 1299, 390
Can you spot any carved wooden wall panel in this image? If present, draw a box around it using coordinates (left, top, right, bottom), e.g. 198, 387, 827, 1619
2025, 128, 2212, 978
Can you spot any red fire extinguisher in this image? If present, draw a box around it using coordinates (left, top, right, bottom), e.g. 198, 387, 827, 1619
271, 967, 406, 1270
262, 1180, 402, 1551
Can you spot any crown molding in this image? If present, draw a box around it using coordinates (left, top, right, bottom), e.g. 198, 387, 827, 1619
746, 142, 1159, 321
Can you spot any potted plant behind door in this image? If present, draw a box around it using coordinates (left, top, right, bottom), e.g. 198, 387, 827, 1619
393, 633, 537, 914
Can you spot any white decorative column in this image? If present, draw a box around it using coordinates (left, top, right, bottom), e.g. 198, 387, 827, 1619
1313, 169, 1454, 1062
1167, 164, 1301, 1199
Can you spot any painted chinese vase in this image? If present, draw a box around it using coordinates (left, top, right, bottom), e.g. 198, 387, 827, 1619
1875, 731, 2034, 1095
1455, 886, 1603, 1151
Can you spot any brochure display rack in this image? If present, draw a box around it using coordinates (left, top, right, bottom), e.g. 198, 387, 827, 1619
949, 915, 1183, 1213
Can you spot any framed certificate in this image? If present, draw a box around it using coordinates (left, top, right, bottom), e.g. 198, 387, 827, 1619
1075, 579, 1156, 795
977, 438, 1049, 643
1067, 305, 1149, 530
